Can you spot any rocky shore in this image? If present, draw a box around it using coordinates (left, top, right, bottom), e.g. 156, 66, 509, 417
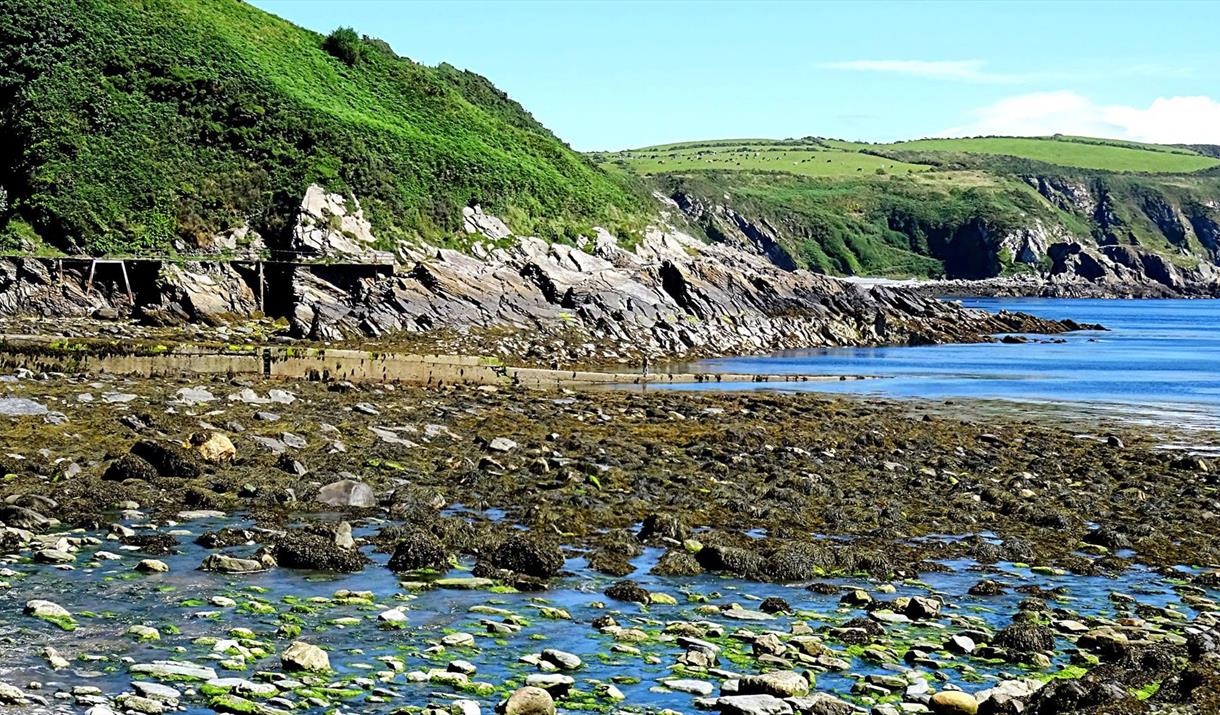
0, 190, 1097, 365
1, 366, 1219, 715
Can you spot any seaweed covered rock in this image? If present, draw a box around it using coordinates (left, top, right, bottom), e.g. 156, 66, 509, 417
130, 440, 202, 478
695, 544, 766, 578
759, 596, 791, 614
487, 532, 564, 579
195, 528, 256, 549
1023, 677, 1132, 715
604, 580, 650, 604
652, 549, 704, 576
387, 529, 449, 572
102, 454, 158, 482
992, 622, 1056, 661
763, 542, 834, 582
274, 531, 367, 573
638, 513, 690, 542
122, 533, 179, 556
586, 549, 634, 577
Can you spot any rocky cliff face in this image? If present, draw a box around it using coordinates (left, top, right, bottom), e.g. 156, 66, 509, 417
671, 181, 1220, 298
282, 226, 1077, 360
0, 200, 1082, 360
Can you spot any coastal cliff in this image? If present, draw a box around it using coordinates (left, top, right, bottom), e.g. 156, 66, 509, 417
600, 139, 1220, 298
0, 192, 1085, 361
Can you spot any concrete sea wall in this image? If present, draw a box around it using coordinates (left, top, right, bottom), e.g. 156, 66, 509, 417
0, 337, 843, 390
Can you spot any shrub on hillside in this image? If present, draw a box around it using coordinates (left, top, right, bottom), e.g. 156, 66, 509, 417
323, 27, 362, 65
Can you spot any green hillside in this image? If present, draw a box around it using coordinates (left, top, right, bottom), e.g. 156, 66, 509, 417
599, 136, 1220, 279
0, 0, 648, 255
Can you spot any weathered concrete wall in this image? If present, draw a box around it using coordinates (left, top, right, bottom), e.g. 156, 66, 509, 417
0, 337, 844, 389
0, 347, 261, 378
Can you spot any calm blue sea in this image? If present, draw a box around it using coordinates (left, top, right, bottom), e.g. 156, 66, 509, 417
671, 299, 1220, 431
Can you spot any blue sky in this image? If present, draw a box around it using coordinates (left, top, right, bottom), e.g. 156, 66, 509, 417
250, 0, 1220, 151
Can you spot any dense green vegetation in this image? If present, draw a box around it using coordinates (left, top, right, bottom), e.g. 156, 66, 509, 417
602, 136, 1220, 279
0, 0, 648, 255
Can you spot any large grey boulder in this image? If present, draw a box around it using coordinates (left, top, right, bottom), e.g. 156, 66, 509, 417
316, 479, 376, 508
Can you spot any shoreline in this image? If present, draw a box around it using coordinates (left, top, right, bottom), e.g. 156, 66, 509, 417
2, 344, 1219, 715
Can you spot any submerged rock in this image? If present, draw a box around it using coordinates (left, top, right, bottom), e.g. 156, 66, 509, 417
130, 661, 217, 681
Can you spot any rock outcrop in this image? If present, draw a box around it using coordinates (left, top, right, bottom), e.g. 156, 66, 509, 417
283, 223, 1083, 357
0, 200, 1090, 359
290, 184, 391, 262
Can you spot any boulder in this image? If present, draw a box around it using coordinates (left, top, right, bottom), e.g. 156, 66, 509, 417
25, 599, 72, 620
136, 559, 170, 573
103, 454, 158, 482
189, 432, 236, 464
498, 686, 554, 715
273, 531, 367, 572
487, 533, 564, 578
737, 671, 810, 698
540, 649, 581, 671
0, 505, 50, 532
200, 554, 268, 574
715, 694, 794, 715
930, 691, 979, 715
281, 641, 330, 672
905, 596, 942, 620
0, 681, 27, 705
316, 479, 376, 508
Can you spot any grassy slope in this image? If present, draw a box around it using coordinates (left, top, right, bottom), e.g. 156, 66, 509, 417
602, 136, 1220, 279
0, 0, 648, 255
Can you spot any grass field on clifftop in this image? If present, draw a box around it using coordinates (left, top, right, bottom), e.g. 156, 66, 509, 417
594, 140, 929, 178
601, 136, 1220, 177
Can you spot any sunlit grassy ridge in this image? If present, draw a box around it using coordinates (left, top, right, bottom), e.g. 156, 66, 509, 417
602, 135, 1220, 177
594, 141, 928, 178
0, 0, 649, 254
883, 136, 1219, 173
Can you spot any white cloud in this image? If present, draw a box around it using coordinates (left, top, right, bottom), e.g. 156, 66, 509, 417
818, 59, 1073, 84
819, 59, 1021, 83
942, 91, 1220, 144
819, 59, 1196, 86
